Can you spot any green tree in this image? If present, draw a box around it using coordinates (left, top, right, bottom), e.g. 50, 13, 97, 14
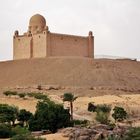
0, 104, 18, 125
112, 106, 127, 122
18, 109, 33, 127
29, 100, 71, 133
63, 93, 77, 120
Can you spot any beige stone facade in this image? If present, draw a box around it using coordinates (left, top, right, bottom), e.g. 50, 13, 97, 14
13, 14, 94, 60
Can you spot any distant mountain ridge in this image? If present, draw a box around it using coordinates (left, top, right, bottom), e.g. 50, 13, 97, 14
95, 55, 138, 60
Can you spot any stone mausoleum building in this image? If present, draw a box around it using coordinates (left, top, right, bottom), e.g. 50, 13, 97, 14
13, 14, 94, 60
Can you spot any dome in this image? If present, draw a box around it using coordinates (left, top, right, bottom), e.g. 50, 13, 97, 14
29, 14, 46, 27
29, 14, 46, 33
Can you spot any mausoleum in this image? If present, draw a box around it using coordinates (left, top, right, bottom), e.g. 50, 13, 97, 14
13, 14, 94, 60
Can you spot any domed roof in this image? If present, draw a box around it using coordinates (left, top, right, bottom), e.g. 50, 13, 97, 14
29, 14, 46, 27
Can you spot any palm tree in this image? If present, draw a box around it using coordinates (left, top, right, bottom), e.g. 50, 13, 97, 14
63, 93, 77, 120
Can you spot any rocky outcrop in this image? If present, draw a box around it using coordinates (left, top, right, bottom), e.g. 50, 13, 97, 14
60, 124, 128, 140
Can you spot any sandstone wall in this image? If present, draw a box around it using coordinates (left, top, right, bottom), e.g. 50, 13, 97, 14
13, 36, 31, 60
32, 32, 47, 58
13, 31, 94, 60
49, 33, 89, 57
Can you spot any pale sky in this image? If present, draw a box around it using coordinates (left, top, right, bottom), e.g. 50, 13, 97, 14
0, 0, 140, 61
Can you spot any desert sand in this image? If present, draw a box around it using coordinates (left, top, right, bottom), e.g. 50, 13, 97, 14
42, 133, 68, 140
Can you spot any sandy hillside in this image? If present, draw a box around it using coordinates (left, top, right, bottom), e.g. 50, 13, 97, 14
0, 57, 140, 90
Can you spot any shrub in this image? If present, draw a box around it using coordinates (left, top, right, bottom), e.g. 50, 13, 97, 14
107, 134, 121, 140
3, 91, 17, 96
37, 84, 42, 90
88, 102, 96, 112
18, 93, 26, 98
11, 133, 45, 140
96, 111, 110, 124
12, 125, 30, 136
108, 122, 116, 130
34, 94, 49, 100
0, 124, 30, 138
112, 106, 127, 122
0, 124, 12, 138
124, 127, 140, 140
96, 104, 111, 113
72, 119, 88, 126
27, 92, 35, 97
26, 92, 49, 101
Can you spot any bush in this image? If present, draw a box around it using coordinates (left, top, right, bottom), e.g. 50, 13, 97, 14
26, 92, 49, 101
96, 111, 110, 124
88, 102, 96, 112
96, 104, 111, 113
112, 106, 127, 122
18, 93, 26, 98
29, 100, 71, 133
27, 92, 35, 97
0, 124, 12, 138
11, 133, 45, 140
37, 84, 42, 90
34, 94, 49, 100
108, 122, 116, 130
94, 104, 111, 125
3, 91, 17, 96
72, 120, 88, 126
12, 125, 30, 136
107, 134, 121, 140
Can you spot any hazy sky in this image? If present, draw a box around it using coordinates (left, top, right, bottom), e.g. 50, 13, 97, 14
0, 0, 140, 61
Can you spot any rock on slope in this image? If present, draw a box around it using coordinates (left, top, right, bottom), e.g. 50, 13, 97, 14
0, 57, 140, 89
